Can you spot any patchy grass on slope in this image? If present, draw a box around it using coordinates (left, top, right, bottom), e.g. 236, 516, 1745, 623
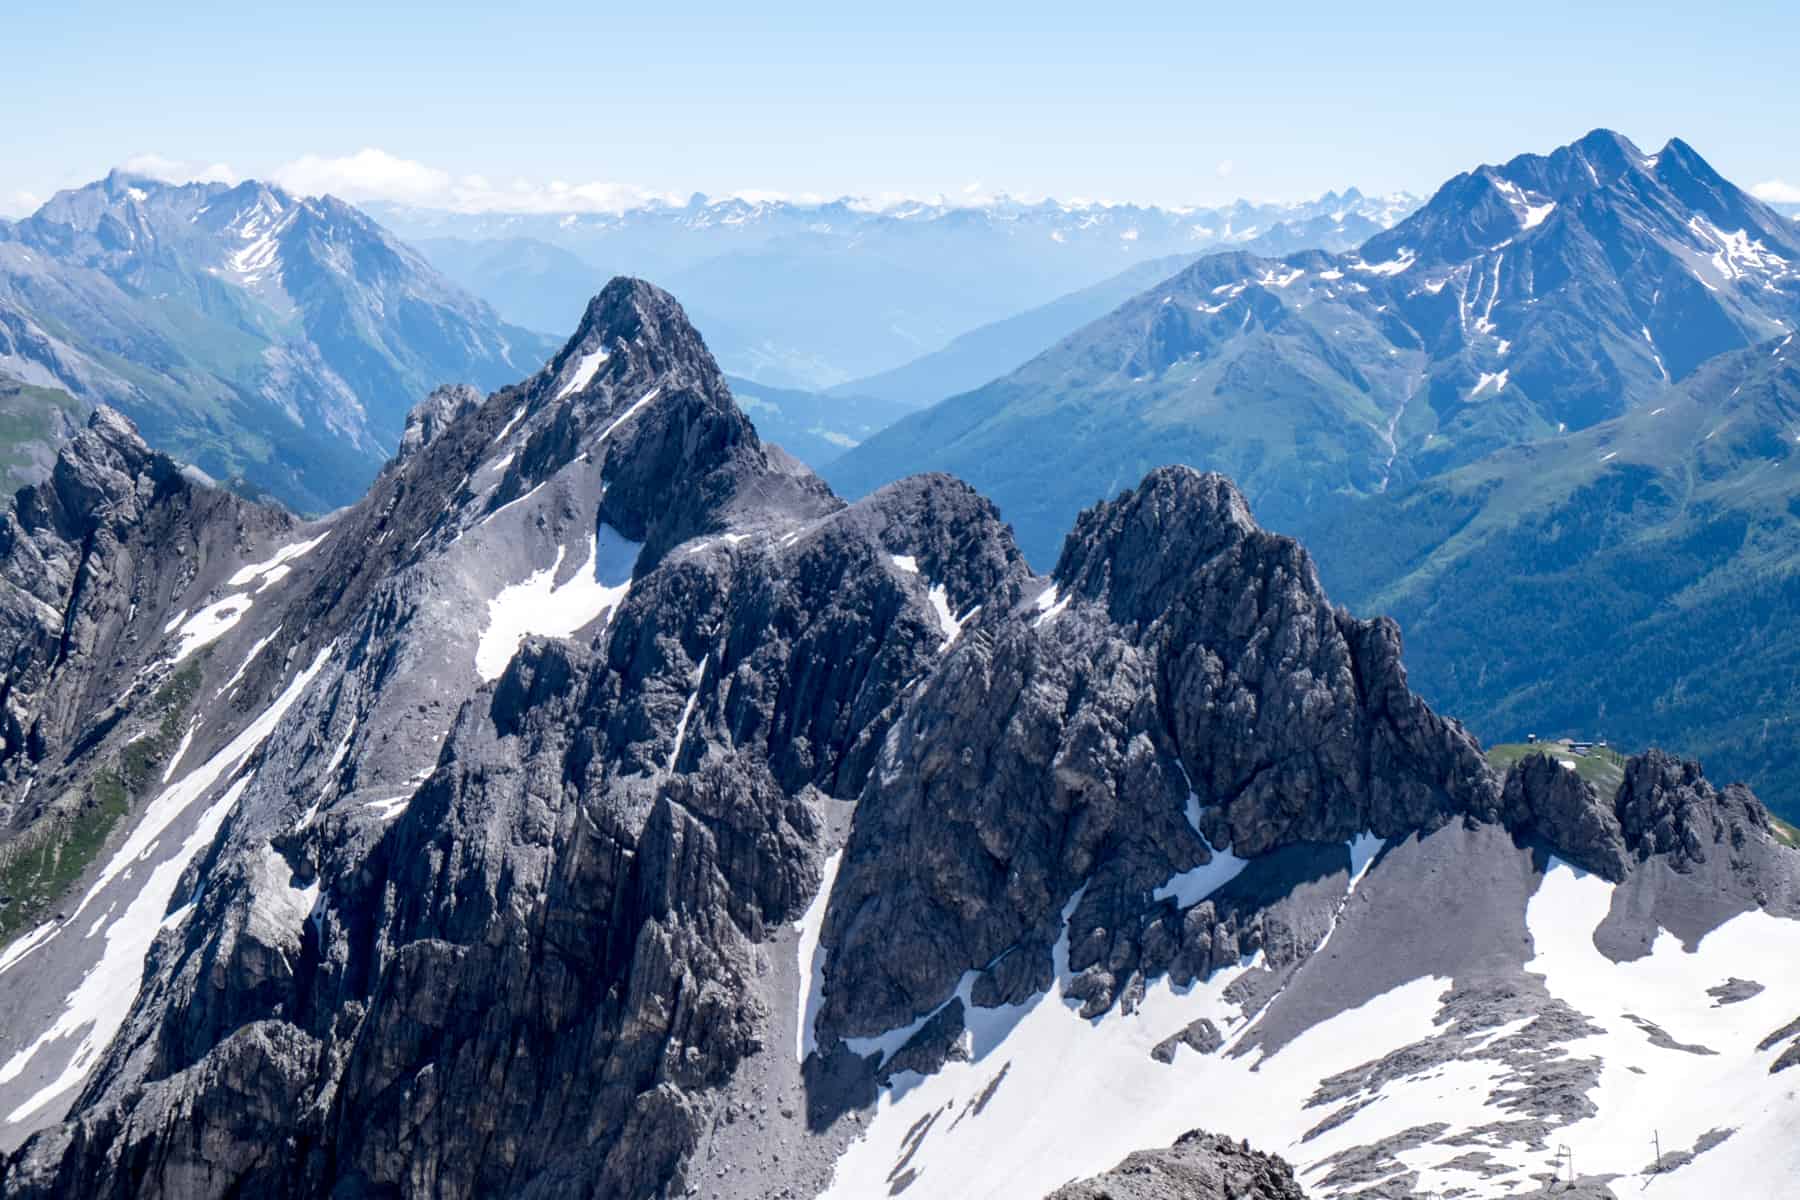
0, 660, 203, 947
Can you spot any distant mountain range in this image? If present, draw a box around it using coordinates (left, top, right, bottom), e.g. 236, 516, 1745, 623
828, 130, 1800, 562
0, 172, 554, 511
378, 188, 1419, 390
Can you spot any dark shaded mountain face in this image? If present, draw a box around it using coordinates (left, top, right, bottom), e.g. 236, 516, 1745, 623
385, 189, 1418, 391
827, 130, 1800, 567
0, 172, 556, 512
1, 280, 1797, 1200
1310, 333, 1800, 822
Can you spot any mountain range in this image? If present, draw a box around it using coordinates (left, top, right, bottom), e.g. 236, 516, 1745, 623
380, 188, 1419, 390
1, 279, 1796, 1200
828, 130, 1800, 562
0, 172, 554, 511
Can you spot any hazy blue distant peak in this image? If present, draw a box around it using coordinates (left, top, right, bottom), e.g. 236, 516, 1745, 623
365, 186, 1421, 243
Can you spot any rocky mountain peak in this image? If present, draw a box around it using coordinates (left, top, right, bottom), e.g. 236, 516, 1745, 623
1568, 127, 1645, 180
0, 174, 552, 510
552, 276, 725, 397
1051, 466, 1260, 629
395, 383, 482, 464
501, 276, 841, 561
18, 406, 170, 542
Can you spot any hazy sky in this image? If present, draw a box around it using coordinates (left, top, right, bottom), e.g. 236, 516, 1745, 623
6, 0, 1798, 216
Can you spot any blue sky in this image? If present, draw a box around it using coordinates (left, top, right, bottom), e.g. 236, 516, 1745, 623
6, 0, 1797, 215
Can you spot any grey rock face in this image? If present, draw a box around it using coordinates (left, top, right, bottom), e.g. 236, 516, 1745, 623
1502, 753, 1629, 880
1150, 1017, 1223, 1063
0, 279, 1031, 1198
1501, 746, 1785, 887
815, 466, 1500, 1043
1615, 748, 1770, 870
395, 382, 482, 463
1047, 1129, 1308, 1200
0, 407, 288, 824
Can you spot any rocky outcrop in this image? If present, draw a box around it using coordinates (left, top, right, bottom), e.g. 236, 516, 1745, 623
0, 407, 287, 817
1501, 748, 1782, 883
1151, 1017, 1224, 1063
1047, 1129, 1309, 1200
1616, 749, 1771, 871
1501, 753, 1630, 880
395, 382, 482, 463
815, 466, 1501, 1042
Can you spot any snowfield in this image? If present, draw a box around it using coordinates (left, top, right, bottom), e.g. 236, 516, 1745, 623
816, 847, 1800, 1199
474, 524, 641, 681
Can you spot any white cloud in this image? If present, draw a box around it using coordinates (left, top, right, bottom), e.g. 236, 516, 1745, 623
120, 154, 240, 185
259, 147, 684, 215
0, 189, 42, 218
271, 148, 453, 205
1752, 179, 1800, 205
1216, 159, 1236, 178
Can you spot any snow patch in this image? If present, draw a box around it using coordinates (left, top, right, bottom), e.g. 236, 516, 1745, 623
1351, 248, 1416, 275
1031, 583, 1068, 628
474, 525, 641, 681
160, 722, 197, 784
362, 795, 411, 821
170, 596, 252, 663
0, 647, 331, 1121
555, 348, 609, 399
1152, 842, 1250, 908
795, 849, 845, 1062
216, 626, 280, 696
925, 585, 965, 648
1518, 859, 1800, 1194
226, 531, 330, 588
494, 404, 528, 444
592, 387, 661, 448
1470, 370, 1510, 397
820, 881, 1455, 1200
666, 655, 709, 772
